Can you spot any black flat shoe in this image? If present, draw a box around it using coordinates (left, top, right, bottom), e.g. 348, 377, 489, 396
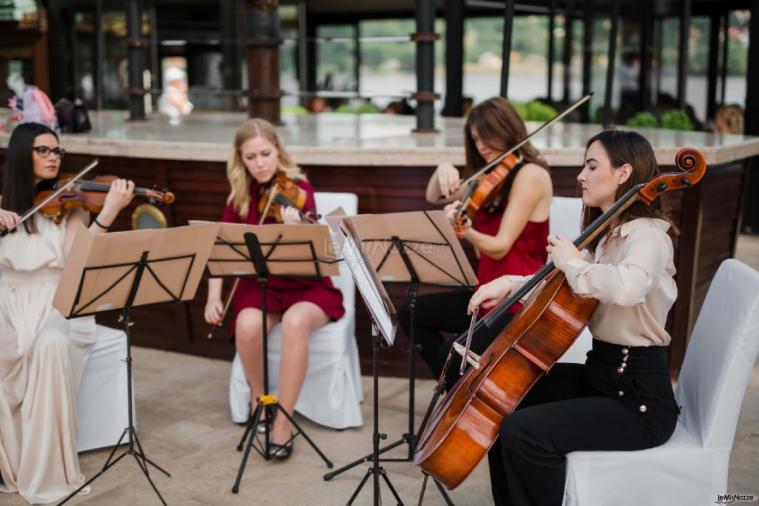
270, 439, 294, 459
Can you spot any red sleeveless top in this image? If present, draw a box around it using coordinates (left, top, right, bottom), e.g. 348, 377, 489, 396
473, 203, 549, 315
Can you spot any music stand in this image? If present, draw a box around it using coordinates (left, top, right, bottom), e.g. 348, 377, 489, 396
324, 211, 475, 503
327, 216, 406, 506
53, 222, 220, 505
199, 222, 337, 493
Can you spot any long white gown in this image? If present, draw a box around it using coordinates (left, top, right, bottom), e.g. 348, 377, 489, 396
0, 215, 96, 504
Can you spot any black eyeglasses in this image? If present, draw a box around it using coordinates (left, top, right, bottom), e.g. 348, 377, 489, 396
32, 146, 66, 159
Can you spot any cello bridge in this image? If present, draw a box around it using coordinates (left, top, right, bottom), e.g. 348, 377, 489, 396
452, 342, 481, 370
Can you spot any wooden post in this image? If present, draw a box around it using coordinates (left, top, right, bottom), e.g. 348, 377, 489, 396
245, 0, 282, 123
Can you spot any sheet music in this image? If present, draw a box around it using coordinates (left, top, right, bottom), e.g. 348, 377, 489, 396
340, 231, 396, 345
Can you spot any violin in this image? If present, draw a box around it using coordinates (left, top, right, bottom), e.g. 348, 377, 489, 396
453, 153, 522, 230
257, 171, 318, 224
447, 94, 594, 233
35, 173, 175, 224
413, 148, 708, 490
207, 171, 318, 339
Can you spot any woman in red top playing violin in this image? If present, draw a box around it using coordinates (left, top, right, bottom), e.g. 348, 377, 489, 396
204, 119, 344, 458
400, 97, 553, 380
400, 97, 552, 502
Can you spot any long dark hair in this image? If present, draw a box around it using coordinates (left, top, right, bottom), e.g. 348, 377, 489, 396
464, 97, 548, 176
582, 130, 673, 251
1, 123, 59, 233
464, 97, 549, 212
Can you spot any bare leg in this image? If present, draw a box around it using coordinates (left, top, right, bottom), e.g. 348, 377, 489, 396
271, 301, 329, 443
235, 308, 281, 412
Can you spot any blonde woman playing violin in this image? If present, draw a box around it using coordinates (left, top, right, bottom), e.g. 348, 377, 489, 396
204, 119, 344, 459
0, 123, 134, 504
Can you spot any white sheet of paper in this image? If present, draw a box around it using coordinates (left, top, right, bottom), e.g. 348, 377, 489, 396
341, 232, 395, 345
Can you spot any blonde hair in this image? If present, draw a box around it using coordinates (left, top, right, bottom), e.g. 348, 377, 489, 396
716, 104, 744, 134
226, 118, 305, 218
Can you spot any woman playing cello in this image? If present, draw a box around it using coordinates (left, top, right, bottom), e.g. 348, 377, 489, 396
469, 130, 679, 505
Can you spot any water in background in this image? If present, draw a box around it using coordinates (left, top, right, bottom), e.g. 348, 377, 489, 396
282, 71, 746, 123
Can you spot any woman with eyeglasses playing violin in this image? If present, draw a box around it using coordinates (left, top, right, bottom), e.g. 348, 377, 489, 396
204, 118, 344, 459
0, 123, 135, 504
400, 97, 553, 380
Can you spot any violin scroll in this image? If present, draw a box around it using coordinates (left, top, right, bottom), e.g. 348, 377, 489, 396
639, 147, 707, 205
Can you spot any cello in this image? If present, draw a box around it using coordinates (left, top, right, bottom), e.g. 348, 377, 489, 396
413, 147, 707, 489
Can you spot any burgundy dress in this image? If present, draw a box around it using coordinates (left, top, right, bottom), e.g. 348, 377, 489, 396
473, 201, 549, 315
221, 178, 345, 327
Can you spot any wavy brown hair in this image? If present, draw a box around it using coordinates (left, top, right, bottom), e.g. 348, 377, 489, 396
582, 130, 674, 252
463, 96, 548, 177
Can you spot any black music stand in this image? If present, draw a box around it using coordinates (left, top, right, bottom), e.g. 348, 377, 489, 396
323, 211, 475, 504
209, 224, 337, 493
53, 222, 219, 505
328, 217, 405, 506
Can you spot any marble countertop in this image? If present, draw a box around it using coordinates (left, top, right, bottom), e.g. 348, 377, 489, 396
2, 110, 759, 167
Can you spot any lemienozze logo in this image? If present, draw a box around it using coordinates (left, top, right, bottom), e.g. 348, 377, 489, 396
715, 494, 758, 504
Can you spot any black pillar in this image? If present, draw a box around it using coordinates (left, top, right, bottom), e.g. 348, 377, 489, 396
245, 0, 282, 123
547, 0, 556, 102
353, 22, 361, 93
581, 0, 593, 122
297, 0, 307, 104
305, 16, 317, 95
677, 0, 691, 110
742, 0, 759, 233
563, 0, 576, 103
222, 0, 243, 111
706, 13, 720, 120
126, 0, 146, 119
639, 0, 654, 112
47, 2, 71, 101
413, 0, 438, 132
500, 0, 515, 98
721, 12, 729, 105
442, 0, 465, 117
94, 0, 104, 109
602, 0, 620, 127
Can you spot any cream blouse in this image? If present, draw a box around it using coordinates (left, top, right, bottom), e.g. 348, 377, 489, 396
510, 217, 677, 347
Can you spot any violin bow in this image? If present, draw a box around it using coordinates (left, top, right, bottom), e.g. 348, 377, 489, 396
1, 159, 99, 237
443, 92, 594, 202
208, 185, 274, 339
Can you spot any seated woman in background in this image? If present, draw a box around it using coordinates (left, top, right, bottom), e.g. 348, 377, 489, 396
714, 104, 744, 135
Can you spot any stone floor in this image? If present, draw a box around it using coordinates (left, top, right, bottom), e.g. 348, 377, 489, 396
3, 236, 758, 506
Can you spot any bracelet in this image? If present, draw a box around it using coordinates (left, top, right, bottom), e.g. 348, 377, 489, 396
93, 217, 110, 230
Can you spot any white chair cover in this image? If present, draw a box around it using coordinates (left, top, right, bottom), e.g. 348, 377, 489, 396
229, 192, 363, 429
77, 325, 131, 452
563, 259, 759, 505
550, 196, 593, 364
